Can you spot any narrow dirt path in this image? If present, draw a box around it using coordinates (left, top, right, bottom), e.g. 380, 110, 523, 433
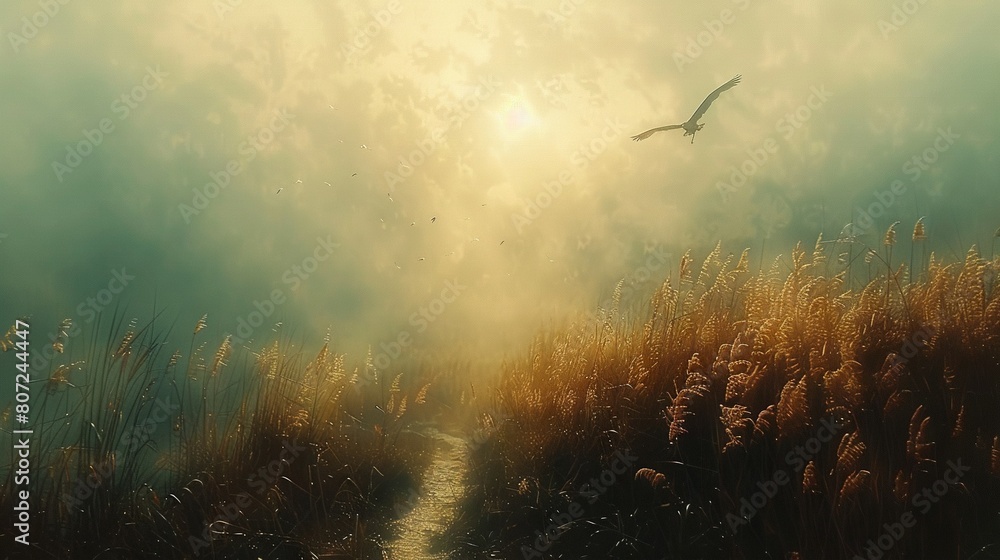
384, 426, 470, 560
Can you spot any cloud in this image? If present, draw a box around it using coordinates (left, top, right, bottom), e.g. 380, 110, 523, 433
1, 0, 997, 369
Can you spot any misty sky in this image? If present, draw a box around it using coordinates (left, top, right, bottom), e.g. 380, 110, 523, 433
1, 1, 998, 371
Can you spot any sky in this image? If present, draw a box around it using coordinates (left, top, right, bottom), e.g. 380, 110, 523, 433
1, 0, 998, 373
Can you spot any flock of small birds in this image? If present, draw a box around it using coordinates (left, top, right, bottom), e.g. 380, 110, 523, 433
277, 169, 357, 193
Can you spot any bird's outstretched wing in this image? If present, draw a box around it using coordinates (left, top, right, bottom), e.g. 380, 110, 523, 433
631, 124, 683, 141
687, 74, 741, 124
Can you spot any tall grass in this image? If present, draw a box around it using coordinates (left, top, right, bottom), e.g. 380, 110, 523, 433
460, 229, 1000, 559
0, 312, 435, 558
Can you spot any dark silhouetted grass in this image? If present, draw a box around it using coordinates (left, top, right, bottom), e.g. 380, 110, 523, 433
0, 312, 436, 559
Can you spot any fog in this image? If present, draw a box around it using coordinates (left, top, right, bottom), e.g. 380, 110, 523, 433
1, 0, 997, 372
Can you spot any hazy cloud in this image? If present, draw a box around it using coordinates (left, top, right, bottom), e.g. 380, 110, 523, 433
1, 0, 997, 368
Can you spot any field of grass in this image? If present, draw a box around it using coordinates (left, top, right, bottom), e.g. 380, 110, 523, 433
456, 229, 1000, 559
3, 226, 1000, 559
0, 314, 438, 559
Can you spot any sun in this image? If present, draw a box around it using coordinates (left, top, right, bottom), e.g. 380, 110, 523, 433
495, 93, 539, 139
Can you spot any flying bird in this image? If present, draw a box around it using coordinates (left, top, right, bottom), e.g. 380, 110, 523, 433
632, 75, 741, 144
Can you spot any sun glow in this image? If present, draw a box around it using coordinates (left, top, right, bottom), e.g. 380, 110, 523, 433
495, 93, 539, 138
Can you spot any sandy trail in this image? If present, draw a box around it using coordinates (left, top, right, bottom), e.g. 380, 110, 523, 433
384, 426, 470, 560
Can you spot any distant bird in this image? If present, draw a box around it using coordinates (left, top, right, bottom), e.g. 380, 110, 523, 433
276, 188, 283, 194
632, 75, 741, 144
352, 172, 358, 177
430, 216, 436, 223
